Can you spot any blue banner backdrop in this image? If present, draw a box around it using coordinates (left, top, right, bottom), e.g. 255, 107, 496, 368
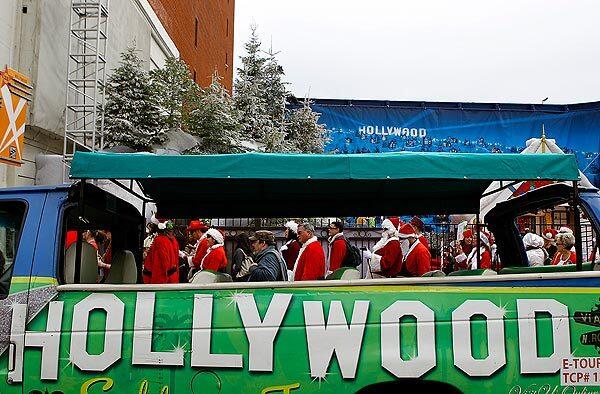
305, 99, 600, 187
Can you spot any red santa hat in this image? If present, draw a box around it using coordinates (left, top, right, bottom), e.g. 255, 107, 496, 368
187, 220, 208, 232
410, 216, 424, 231
285, 220, 299, 234
541, 228, 558, 241
463, 229, 473, 239
206, 228, 224, 244
398, 223, 418, 239
382, 217, 400, 232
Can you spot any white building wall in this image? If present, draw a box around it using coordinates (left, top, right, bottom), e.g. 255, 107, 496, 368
0, 0, 178, 187
0, 0, 18, 69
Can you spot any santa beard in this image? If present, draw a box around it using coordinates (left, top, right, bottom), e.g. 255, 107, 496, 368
373, 231, 391, 252
400, 239, 410, 256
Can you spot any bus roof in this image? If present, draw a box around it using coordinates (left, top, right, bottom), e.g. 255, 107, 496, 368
69, 151, 580, 217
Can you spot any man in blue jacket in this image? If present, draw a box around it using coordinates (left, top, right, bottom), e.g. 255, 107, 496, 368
248, 231, 288, 282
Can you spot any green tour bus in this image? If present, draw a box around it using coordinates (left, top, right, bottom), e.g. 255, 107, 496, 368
1, 151, 600, 394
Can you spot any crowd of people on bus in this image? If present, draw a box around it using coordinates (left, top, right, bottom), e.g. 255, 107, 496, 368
139, 215, 442, 284
69, 214, 596, 285
521, 226, 579, 267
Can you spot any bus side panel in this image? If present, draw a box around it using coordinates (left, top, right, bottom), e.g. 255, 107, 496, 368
12, 283, 600, 393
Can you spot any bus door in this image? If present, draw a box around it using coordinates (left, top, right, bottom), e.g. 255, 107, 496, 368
0, 191, 45, 393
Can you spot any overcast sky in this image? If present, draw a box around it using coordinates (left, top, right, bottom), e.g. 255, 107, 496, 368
234, 0, 600, 104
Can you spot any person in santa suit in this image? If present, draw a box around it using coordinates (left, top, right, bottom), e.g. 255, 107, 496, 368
327, 220, 347, 274
362, 217, 403, 278
410, 216, 430, 251
541, 228, 558, 265
398, 222, 431, 277
179, 220, 210, 277
143, 219, 179, 284
194, 228, 228, 275
454, 229, 474, 270
552, 232, 577, 266
456, 230, 492, 270
292, 222, 325, 281
460, 229, 474, 254
280, 220, 301, 270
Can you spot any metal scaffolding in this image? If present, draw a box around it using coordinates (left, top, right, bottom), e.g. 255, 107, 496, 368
63, 0, 109, 181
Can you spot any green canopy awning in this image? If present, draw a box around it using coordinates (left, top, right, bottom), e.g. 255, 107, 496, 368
70, 151, 580, 217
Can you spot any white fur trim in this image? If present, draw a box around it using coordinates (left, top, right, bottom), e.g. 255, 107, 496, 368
292, 236, 318, 280
206, 228, 224, 244
157, 222, 167, 230
381, 219, 394, 231
398, 231, 417, 239
285, 221, 299, 234
372, 235, 399, 252
479, 232, 490, 247
326, 232, 344, 271
328, 232, 344, 245
200, 244, 224, 269
402, 239, 421, 262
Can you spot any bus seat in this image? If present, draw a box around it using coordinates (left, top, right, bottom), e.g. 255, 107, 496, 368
500, 263, 594, 275
190, 270, 233, 284
422, 270, 446, 277
104, 250, 137, 284
448, 269, 497, 277
64, 242, 99, 284
326, 267, 361, 280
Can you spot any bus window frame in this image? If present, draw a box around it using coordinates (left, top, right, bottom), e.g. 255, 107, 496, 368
0, 199, 29, 300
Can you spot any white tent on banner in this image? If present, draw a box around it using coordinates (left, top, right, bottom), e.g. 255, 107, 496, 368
479, 132, 596, 220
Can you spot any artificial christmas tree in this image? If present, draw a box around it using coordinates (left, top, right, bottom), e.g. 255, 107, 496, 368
150, 57, 196, 132
287, 98, 329, 153
103, 47, 163, 151
186, 72, 243, 154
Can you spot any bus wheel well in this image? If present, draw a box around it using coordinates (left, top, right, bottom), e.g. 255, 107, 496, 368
356, 379, 462, 394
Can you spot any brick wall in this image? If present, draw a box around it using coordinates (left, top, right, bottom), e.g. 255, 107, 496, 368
148, 0, 235, 91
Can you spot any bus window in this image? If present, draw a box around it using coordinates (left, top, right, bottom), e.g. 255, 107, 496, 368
0, 201, 27, 299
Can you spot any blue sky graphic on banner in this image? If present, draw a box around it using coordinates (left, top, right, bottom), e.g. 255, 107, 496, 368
306, 99, 600, 187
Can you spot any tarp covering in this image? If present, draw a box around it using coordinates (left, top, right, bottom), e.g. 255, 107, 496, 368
304, 99, 600, 187
70, 151, 580, 218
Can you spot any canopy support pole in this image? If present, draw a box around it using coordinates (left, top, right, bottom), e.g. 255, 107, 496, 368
140, 198, 147, 249
74, 179, 86, 284
480, 180, 522, 198
109, 179, 152, 203
572, 181, 583, 271
476, 213, 481, 269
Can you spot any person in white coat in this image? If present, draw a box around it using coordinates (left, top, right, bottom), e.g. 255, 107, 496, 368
523, 232, 547, 267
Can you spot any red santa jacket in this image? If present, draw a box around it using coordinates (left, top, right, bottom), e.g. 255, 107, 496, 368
328, 234, 347, 272
551, 251, 577, 266
418, 235, 430, 251
143, 234, 179, 284
401, 241, 431, 277
200, 245, 228, 272
374, 238, 403, 278
466, 247, 492, 270
281, 239, 301, 270
293, 237, 325, 281
192, 236, 209, 268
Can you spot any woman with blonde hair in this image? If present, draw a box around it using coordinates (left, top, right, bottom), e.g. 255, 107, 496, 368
551, 232, 577, 265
